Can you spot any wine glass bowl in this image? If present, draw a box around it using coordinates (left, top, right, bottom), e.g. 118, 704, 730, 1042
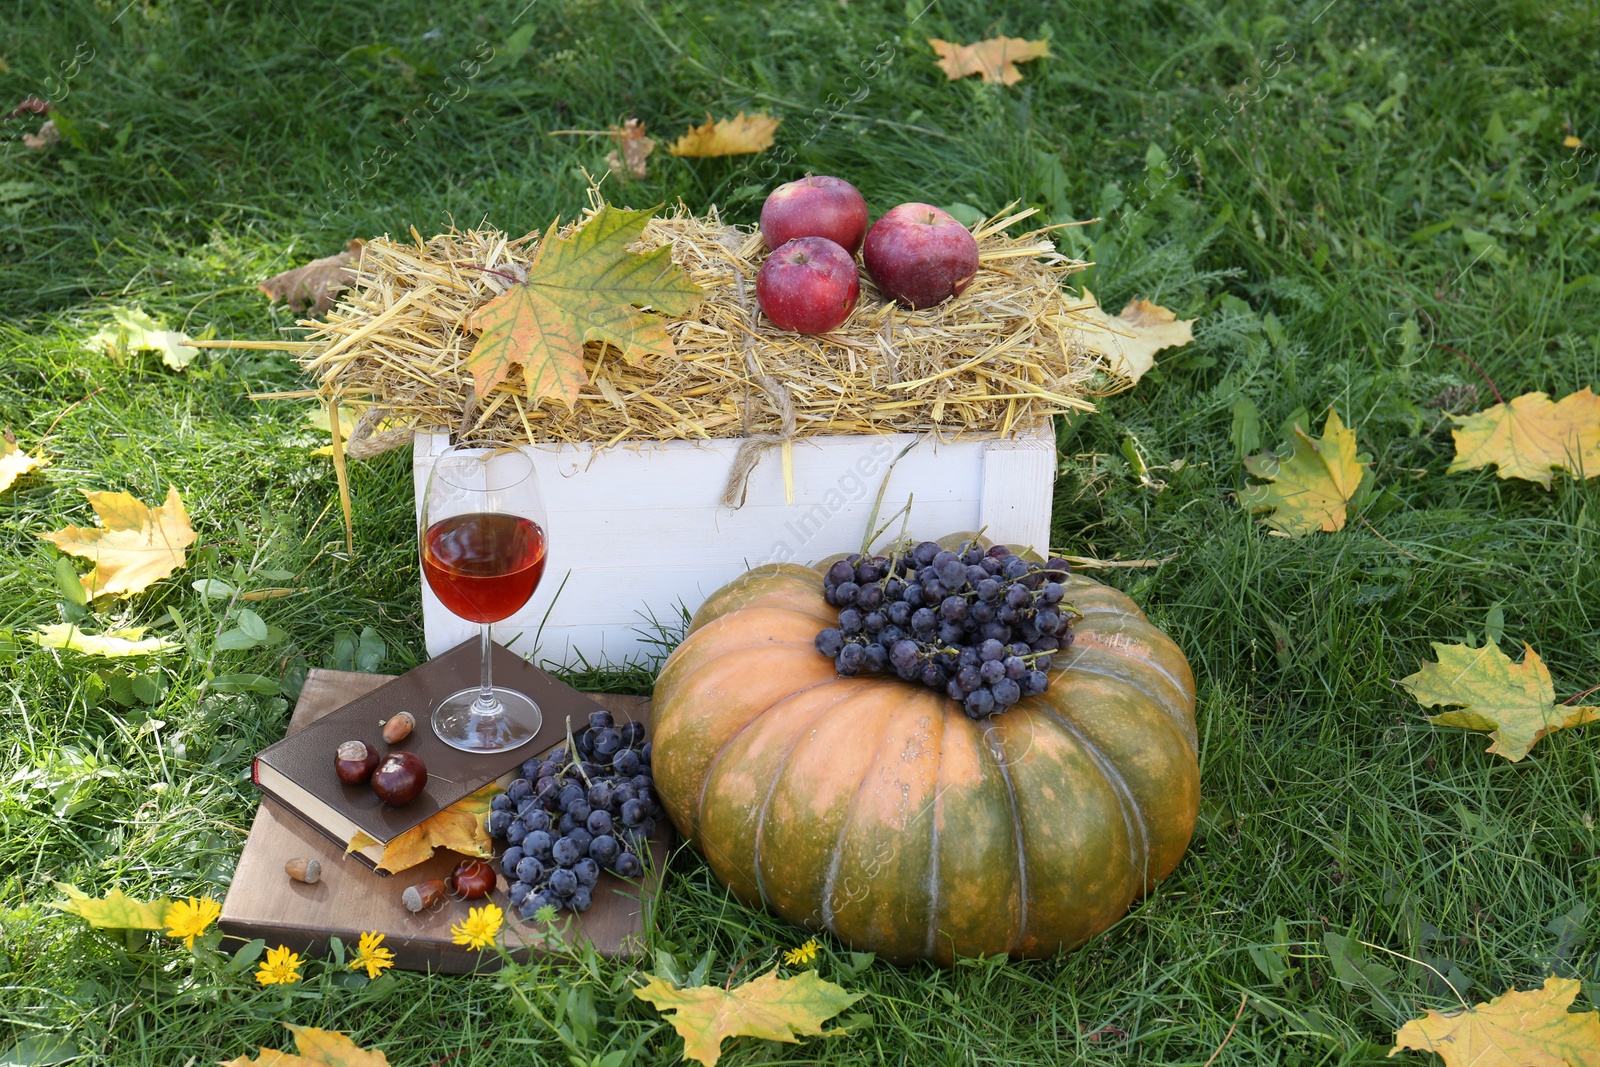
420, 442, 548, 752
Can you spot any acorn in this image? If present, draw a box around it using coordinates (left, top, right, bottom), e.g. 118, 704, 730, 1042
449, 858, 495, 900
401, 878, 447, 913
334, 740, 380, 785
284, 857, 321, 884
371, 750, 428, 807
382, 711, 416, 744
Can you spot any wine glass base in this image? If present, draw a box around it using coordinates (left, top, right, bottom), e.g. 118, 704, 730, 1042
431, 687, 542, 753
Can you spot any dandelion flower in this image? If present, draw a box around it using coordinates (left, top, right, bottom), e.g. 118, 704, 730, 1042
783, 938, 819, 966
349, 930, 395, 979
451, 902, 503, 951
255, 944, 305, 986
163, 896, 221, 950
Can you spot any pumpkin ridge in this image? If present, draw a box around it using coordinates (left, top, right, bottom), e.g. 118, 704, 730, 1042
981, 721, 1031, 956
1053, 649, 1197, 753
1070, 618, 1194, 712
746, 683, 868, 912
1034, 703, 1151, 888
923, 703, 947, 961
817, 702, 905, 935
693, 673, 853, 837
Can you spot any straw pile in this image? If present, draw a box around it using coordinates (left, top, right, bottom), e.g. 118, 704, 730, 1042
263, 197, 1116, 457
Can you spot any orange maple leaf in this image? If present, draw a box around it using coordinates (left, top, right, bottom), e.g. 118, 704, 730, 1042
219, 1023, 391, 1066
463, 206, 703, 406
38, 486, 197, 599
668, 112, 780, 157
928, 37, 1049, 86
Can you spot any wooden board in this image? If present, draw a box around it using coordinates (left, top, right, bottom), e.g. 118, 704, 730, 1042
219, 668, 666, 973
414, 424, 1056, 666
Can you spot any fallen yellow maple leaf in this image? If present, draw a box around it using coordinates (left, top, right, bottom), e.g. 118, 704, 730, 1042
1390, 975, 1600, 1067
32, 623, 180, 657
1072, 288, 1195, 384
38, 486, 197, 599
1240, 408, 1370, 535
219, 1024, 390, 1067
463, 206, 704, 406
1447, 387, 1600, 487
48, 882, 172, 931
668, 111, 780, 157
84, 306, 199, 371
1399, 638, 1599, 762
928, 36, 1049, 86
0, 433, 48, 493
348, 784, 498, 874
606, 118, 655, 180
634, 969, 864, 1067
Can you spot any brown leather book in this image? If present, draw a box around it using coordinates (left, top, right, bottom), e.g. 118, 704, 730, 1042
251, 639, 607, 871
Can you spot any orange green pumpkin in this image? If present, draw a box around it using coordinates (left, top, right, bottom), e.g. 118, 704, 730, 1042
651, 554, 1199, 965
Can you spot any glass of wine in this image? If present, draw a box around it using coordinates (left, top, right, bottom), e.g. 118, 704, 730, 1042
419, 440, 548, 752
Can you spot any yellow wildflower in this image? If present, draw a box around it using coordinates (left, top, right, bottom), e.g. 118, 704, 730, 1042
451, 902, 504, 951
255, 944, 305, 986
163, 896, 221, 950
783, 938, 819, 966
349, 930, 395, 979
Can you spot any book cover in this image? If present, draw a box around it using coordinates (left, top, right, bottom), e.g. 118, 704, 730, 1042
251, 639, 607, 869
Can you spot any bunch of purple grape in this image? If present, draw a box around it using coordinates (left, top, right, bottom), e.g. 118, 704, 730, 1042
814, 540, 1075, 719
485, 709, 661, 919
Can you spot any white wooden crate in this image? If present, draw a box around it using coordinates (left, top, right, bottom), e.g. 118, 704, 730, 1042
414, 425, 1055, 667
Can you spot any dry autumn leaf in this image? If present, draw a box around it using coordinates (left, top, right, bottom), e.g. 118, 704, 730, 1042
219, 1024, 391, 1067
1399, 638, 1598, 762
39, 486, 198, 599
32, 623, 180, 657
668, 111, 780, 157
928, 36, 1049, 86
463, 205, 704, 406
347, 784, 498, 874
635, 969, 864, 1067
1390, 975, 1600, 1067
49, 882, 172, 931
605, 118, 655, 181
85, 306, 199, 371
1447, 387, 1600, 487
260, 239, 366, 318
1072, 288, 1195, 384
0, 432, 48, 493
1240, 408, 1370, 535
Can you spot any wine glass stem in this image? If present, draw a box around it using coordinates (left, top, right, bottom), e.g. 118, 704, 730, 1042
474, 623, 499, 714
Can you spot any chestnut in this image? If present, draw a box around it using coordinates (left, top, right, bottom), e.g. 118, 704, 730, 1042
449, 858, 495, 900
371, 750, 428, 807
335, 740, 380, 785
382, 711, 415, 744
401, 878, 447, 913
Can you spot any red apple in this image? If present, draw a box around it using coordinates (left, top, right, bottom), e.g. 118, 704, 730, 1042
760, 175, 870, 254
862, 203, 980, 309
756, 237, 860, 334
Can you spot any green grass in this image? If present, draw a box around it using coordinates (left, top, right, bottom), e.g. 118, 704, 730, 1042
3, 0, 1599, 1063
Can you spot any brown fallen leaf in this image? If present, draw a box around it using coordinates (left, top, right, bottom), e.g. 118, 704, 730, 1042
634, 969, 864, 1067
463, 205, 704, 406
1240, 408, 1371, 536
1446, 387, 1600, 488
38, 486, 197, 599
1390, 975, 1600, 1067
219, 1024, 391, 1067
928, 36, 1050, 86
668, 111, 780, 158
260, 239, 366, 318
23, 118, 59, 151
1072, 289, 1195, 383
8, 96, 50, 118
1399, 639, 1599, 762
605, 118, 655, 181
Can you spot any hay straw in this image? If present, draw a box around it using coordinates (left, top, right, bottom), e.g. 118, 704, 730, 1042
239, 196, 1117, 456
